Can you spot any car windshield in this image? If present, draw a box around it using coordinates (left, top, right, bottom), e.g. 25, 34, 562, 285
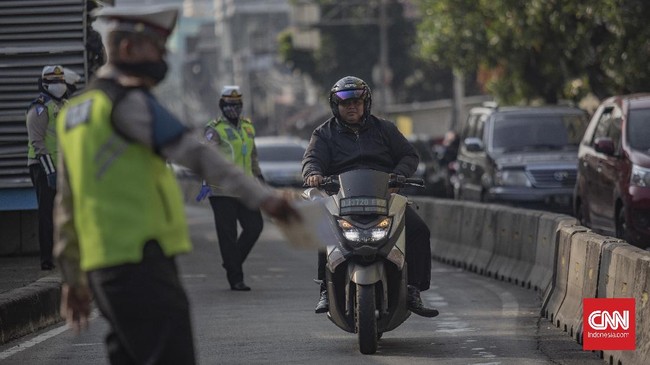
490, 113, 587, 153
627, 108, 650, 151
256, 144, 306, 162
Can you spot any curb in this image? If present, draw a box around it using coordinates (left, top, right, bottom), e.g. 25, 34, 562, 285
0, 275, 62, 345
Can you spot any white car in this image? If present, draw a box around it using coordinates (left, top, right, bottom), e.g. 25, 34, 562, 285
255, 136, 309, 188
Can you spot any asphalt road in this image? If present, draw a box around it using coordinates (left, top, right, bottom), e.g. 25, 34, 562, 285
0, 205, 605, 364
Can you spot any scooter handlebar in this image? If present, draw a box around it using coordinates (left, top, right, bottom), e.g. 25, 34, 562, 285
305, 174, 424, 190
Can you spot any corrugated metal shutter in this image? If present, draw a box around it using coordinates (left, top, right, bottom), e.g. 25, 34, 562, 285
0, 0, 87, 189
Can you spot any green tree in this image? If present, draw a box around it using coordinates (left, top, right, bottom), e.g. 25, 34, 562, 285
416, 0, 650, 103
279, 0, 456, 103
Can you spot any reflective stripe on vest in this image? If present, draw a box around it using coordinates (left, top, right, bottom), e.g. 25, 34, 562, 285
57, 88, 191, 271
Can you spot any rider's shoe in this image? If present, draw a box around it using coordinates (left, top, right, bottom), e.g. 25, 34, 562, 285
315, 283, 329, 314
407, 285, 439, 318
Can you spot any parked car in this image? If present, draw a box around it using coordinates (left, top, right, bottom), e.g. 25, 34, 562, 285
455, 105, 589, 212
574, 93, 650, 248
402, 134, 448, 197
255, 136, 309, 188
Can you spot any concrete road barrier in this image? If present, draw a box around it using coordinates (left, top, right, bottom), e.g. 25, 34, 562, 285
526, 214, 577, 293
461, 203, 496, 274
554, 232, 615, 342
542, 224, 589, 325
503, 209, 543, 288
599, 244, 650, 365
425, 199, 463, 265
485, 206, 540, 284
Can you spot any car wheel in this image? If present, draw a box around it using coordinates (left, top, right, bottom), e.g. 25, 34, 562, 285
615, 206, 628, 242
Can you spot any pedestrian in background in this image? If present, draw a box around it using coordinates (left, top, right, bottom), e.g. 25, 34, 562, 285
26, 65, 67, 270
196, 86, 264, 291
54, 5, 298, 365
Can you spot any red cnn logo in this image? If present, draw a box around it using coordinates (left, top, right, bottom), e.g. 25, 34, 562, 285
583, 298, 635, 350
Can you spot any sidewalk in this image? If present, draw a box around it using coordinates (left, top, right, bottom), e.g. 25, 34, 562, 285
0, 255, 61, 345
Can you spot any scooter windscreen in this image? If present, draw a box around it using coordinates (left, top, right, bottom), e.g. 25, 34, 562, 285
338, 170, 389, 216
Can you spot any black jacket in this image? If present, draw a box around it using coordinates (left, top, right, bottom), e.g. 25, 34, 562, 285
302, 115, 418, 179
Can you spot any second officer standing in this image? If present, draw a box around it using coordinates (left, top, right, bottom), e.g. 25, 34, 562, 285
197, 86, 264, 291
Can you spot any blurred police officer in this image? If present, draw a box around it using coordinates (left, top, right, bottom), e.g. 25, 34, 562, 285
26, 65, 67, 270
54, 5, 298, 365
196, 86, 264, 291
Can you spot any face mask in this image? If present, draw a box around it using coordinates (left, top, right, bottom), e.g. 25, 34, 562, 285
45, 83, 67, 99
222, 103, 242, 120
114, 60, 168, 84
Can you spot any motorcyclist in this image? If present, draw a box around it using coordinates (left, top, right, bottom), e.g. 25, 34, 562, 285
302, 76, 439, 318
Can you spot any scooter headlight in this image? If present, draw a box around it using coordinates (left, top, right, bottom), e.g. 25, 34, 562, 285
337, 217, 392, 243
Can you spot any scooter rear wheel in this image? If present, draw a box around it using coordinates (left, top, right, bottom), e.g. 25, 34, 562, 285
355, 284, 378, 354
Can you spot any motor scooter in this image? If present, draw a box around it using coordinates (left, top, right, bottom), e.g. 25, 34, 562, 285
302, 169, 424, 354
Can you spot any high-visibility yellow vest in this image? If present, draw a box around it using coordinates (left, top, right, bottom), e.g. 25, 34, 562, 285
56, 82, 191, 271
27, 94, 60, 164
205, 117, 256, 187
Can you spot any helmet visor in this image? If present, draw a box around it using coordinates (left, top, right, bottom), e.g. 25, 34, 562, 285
334, 89, 366, 101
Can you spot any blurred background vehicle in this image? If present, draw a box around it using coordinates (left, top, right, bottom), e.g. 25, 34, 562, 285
402, 134, 448, 197
434, 130, 461, 199
574, 93, 650, 249
255, 136, 309, 188
454, 105, 589, 213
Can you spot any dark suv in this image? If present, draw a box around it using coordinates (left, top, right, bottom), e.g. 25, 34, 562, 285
574, 94, 650, 248
454, 105, 589, 212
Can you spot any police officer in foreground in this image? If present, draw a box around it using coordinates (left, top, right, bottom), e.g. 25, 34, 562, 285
54, 5, 298, 364
197, 86, 264, 291
26, 65, 67, 270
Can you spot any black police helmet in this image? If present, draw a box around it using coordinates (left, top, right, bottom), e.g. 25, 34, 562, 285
329, 76, 372, 121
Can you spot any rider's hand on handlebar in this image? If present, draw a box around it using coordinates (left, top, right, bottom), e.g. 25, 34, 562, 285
306, 174, 323, 187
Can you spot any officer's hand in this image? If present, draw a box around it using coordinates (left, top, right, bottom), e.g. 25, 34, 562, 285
60, 283, 93, 334
195, 184, 211, 202
47, 172, 57, 190
388, 187, 400, 194
306, 174, 323, 187
260, 195, 301, 223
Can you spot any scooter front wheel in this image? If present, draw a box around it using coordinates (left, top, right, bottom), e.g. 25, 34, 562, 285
355, 283, 378, 354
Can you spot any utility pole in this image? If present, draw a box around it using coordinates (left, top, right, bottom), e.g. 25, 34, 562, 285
293, 0, 392, 113
376, 0, 390, 114
451, 69, 464, 132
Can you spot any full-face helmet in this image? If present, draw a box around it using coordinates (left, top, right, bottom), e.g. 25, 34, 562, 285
219, 85, 243, 120
329, 76, 372, 121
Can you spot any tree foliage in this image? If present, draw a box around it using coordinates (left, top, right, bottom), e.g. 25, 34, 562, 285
416, 0, 650, 104
278, 0, 456, 103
